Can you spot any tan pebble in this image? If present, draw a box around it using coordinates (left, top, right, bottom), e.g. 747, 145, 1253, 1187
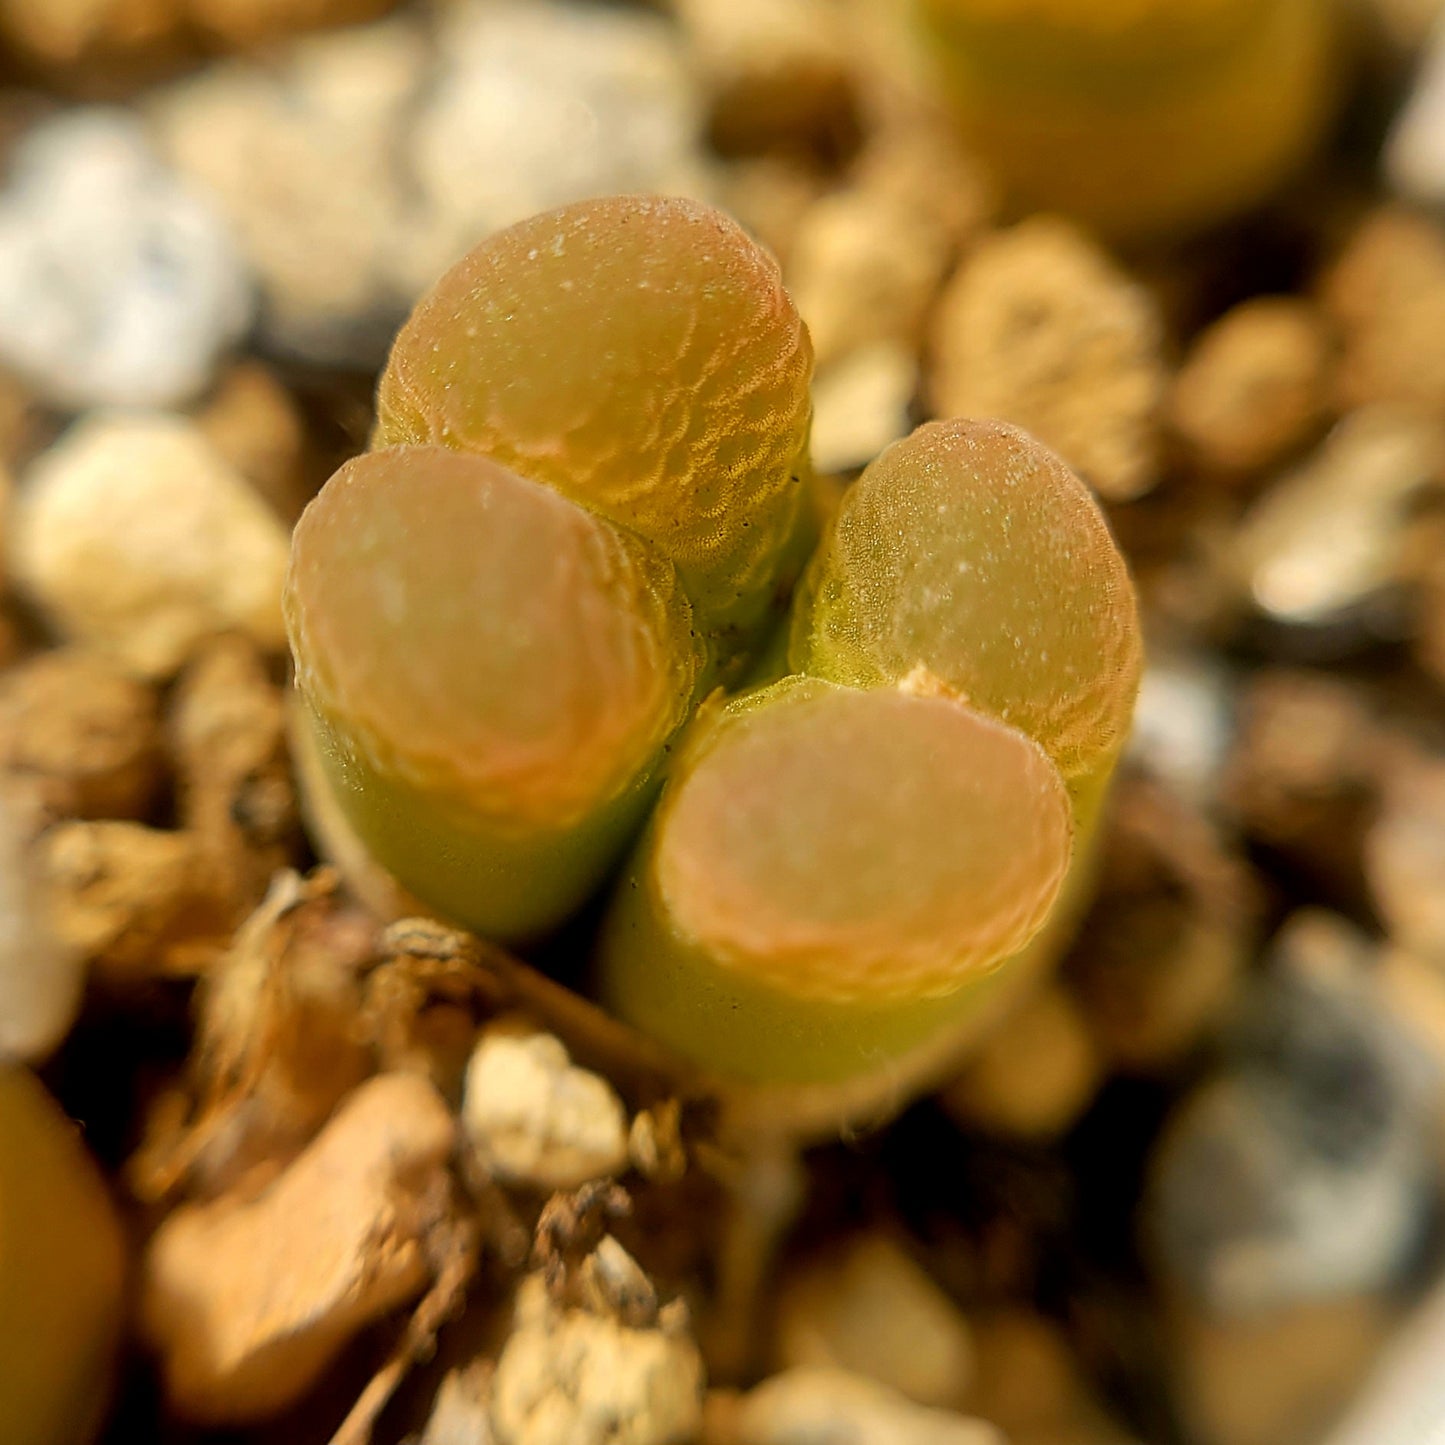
789, 187, 950, 367
943, 984, 1102, 1139
930, 217, 1165, 501
1223, 669, 1381, 851
38, 820, 208, 982
1323, 207, 1445, 416
1169, 1295, 1395, 1445
0, 0, 179, 71
0, 649, 160, 822
737, 1367, 1001, 1445
774, 1233, 974, 1408
194, 363, 312, 524
141, 1072, 457, 1423
11, 413, 290, 678
1171, 297, 1332, 476
851, 122, 997, 251
967, 1308, 1109, 1443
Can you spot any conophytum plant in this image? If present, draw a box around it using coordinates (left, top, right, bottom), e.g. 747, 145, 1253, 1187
285, 195, 1143, 1117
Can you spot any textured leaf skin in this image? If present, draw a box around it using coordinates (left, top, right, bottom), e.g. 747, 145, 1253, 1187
375, 195, 814, 649
288, 196, 816, 939
598, 679, 1073, 1084
287, 447, 701, 939
791, 419, 1141, 796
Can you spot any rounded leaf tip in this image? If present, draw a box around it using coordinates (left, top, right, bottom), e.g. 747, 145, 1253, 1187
654, 679, 1073, 1005
286, 446, 700, 830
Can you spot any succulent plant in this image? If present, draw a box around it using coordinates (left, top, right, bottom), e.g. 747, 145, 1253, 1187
287, 197, 1142, 1103
287, 196, 813, 940
0, 1067, 126, 1445
915, 0, 1338, 239
597, 421, 1142, 1086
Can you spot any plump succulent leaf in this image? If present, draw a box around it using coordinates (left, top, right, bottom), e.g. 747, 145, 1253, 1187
286, 446, 702, 939
790, 419, 1142, 796
597, 677, 1073, 1083
374, 195, 814, 647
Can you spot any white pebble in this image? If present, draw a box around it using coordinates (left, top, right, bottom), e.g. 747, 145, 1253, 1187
492, 1271, 703, 1445
11, 412, 290, 678
1236, 406, 1444, 627
462, 1029, 629, 1192
398, 0, 711, 294
150, 20, 431, 367
809, 343, 917, 475
0, 109, 251, 410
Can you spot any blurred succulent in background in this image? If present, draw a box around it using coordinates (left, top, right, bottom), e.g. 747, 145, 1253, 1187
915, 0, 1340, 239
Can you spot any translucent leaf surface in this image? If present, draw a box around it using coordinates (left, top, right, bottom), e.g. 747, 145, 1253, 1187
650, 678, 1072, 1004
374, 195, 813, 640
791, 419, 1142, 787
286, 446, 699, 831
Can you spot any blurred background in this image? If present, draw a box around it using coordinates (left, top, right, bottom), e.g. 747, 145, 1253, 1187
4, 1, 1445, 1444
